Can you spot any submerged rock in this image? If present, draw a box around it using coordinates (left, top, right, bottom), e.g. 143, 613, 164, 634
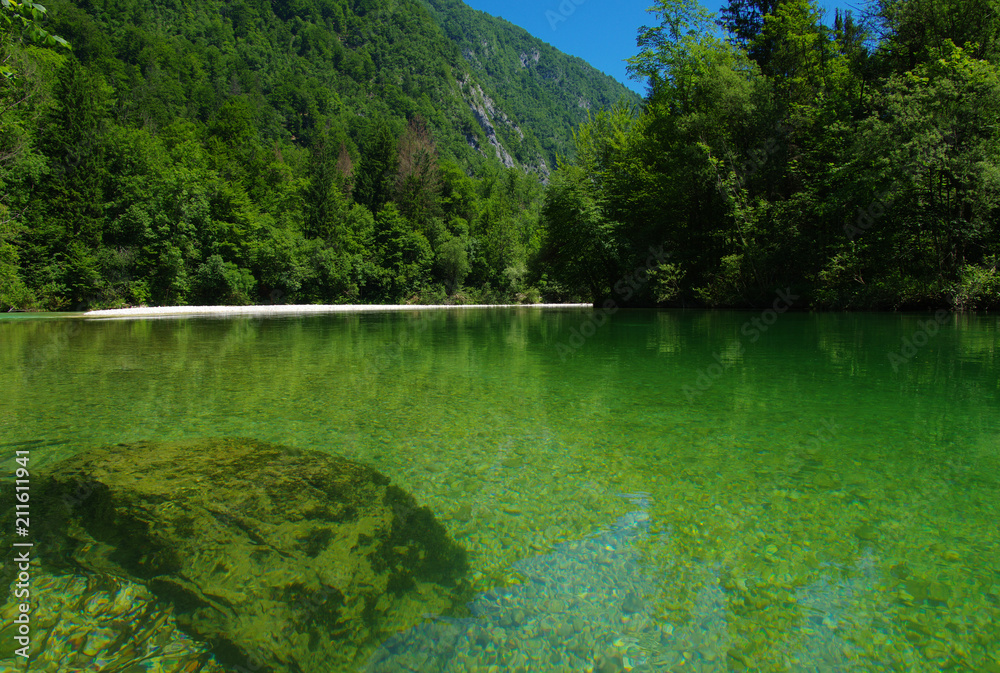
27, 437, 469, 673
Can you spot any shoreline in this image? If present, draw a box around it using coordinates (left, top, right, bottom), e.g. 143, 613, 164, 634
83, 303, 593, 319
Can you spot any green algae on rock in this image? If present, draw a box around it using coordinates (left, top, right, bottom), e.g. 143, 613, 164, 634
29, 437, 470, 673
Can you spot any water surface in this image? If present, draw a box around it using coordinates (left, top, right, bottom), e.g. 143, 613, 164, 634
1, 308, 998, 671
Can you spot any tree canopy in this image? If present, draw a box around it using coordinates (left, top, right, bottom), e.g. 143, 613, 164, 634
543, 0, 1000, 310
2, 0, 996, 312
0, 0, 633, 310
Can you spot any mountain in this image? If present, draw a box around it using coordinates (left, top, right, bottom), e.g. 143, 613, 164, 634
42, 0, 636, 176
1, 0, 635, 310
417, 0, 643, 173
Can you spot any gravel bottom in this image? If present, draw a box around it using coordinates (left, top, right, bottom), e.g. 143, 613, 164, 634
365, 494, 732, 673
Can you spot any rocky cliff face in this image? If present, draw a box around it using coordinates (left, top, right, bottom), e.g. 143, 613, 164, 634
459, 76, 550, 180
418, 0, 640, 172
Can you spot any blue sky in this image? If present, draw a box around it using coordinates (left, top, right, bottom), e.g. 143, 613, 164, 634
462, 0, 866, 94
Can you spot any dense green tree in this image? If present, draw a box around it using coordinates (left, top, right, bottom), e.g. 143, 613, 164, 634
756, 0, 833, 103
371, 203, 432, 300
816, 42, 1000, 307
393, 116, 441, 226
354, 118, 398, 214
0, 0, 69, 58
22, 56, 108, 306
2, 0, 642, 309
193, 253, 256, 304
541, 163, 619, 299
0, 201, 26, 307
877, 0, 1000, 69
718, 0, 780, 63
302, 132, 351, 245
472, 164, 543, 294
5, 0, 995, 312
434, 233, 469, 293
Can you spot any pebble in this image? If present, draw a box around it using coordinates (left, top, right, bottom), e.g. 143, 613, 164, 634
594, 654, 624, 673
854, 524, 877, 541
621, 592, 644, 614
0, 571, 227, 673
927, 582, 952, 603
923, 643, 949, 659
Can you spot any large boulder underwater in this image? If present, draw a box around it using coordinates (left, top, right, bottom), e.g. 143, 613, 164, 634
18, 437, 470, 673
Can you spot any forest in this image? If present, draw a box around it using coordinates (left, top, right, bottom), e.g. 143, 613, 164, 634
1, 0, 998, 311
546, 0, 1000, 310
0, 0, 631, 310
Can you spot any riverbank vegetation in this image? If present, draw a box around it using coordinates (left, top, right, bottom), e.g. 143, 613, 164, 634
544, 0, 1000, 310
1, 0, 997, 311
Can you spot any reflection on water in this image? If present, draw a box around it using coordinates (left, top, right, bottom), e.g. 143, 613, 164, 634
0, 308, 998, 671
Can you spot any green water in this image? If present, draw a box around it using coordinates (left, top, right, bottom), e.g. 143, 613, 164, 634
1, 308, 999, 671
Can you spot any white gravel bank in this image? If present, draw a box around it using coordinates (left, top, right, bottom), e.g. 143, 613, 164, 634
84, 303, 592, 319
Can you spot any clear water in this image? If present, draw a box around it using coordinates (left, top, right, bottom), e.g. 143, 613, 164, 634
1, 308, 998, 672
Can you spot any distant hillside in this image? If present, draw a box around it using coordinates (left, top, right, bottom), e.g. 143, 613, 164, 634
41, 0, 636, 176
43, 0, 490, 169
0, 0, 639, 311
417, 0, 642, 171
